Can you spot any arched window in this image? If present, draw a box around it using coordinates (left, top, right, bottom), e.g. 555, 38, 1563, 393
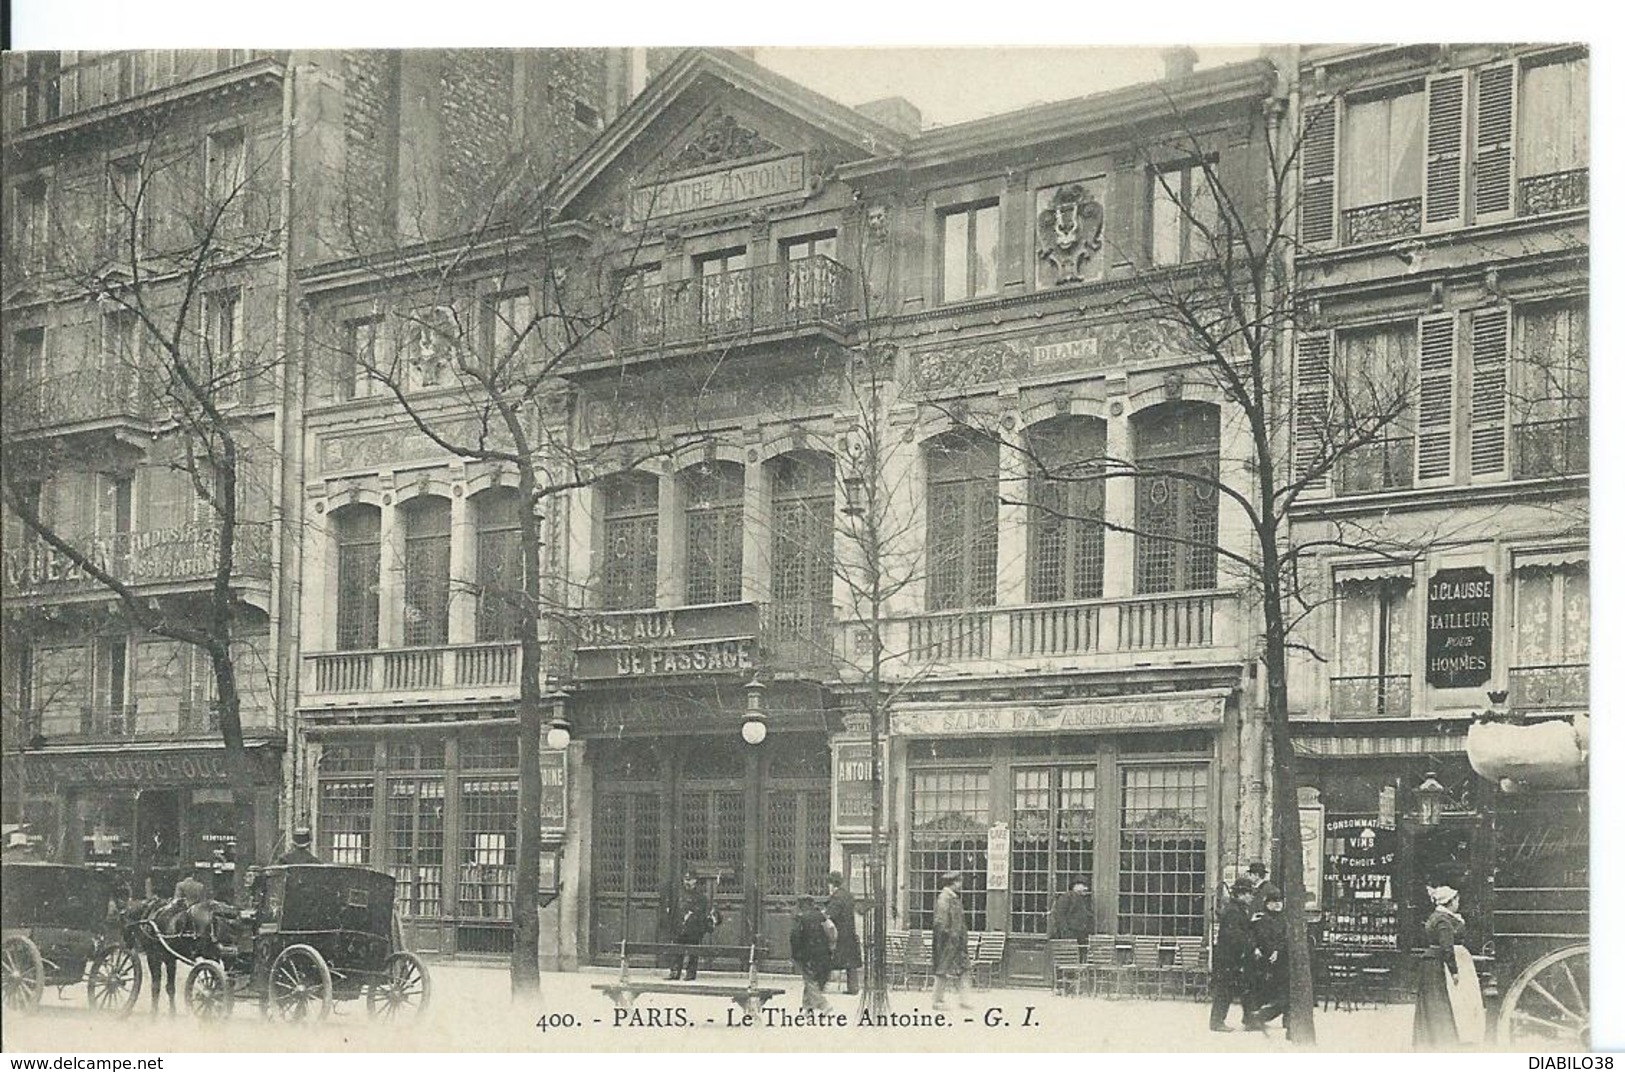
682, 461, 744, 605
924, 430, 999, 611
332, 505, 380, 651
1132, 402, 1219, 594
400, 497, 451, 646
602, 472, 659, 610
474, 488, 523, 642
1026, 417, 1106, 602
769, 452, 835, 647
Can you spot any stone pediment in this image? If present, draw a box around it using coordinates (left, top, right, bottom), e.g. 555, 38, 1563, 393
669, 112, 784, 170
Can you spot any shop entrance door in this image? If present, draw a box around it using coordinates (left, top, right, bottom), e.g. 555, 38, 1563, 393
677, 785, 747, 948
134, 789, 182, 895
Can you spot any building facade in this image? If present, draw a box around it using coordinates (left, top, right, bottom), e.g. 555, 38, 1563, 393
1285, 44, 1588, 988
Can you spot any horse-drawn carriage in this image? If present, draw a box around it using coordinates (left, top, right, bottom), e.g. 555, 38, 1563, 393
1, 862, 144, 1014
140, 863, 430, 1023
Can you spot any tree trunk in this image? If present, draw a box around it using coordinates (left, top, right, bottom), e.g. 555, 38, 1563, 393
512, 472, 544, 997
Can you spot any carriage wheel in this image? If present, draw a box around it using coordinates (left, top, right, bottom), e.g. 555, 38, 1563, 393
267, 944, 333, 1024
86, 946, 144, 1017
2, 936, 45, 1013
366, 951, 431, 1021
1497, 944, 1589, 1049
184, 961, 234, 1022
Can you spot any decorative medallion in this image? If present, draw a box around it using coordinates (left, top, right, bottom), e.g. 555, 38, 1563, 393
1036, 183, 1105, 285
672, 113, 782, 169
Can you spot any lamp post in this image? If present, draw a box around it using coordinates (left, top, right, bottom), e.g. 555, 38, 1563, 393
545, 683, 572, 752
1415, 771, 1447, 828
741, 675, 767, 746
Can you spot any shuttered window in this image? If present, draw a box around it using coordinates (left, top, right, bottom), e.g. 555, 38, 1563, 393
1473, 63, 1516, 220
1423, 72, 1467, 228
1293, 333, 1332, 494
1468, 309, 1510, 477
1299, 99, 1338, 245
1340, 90, 1423, 244
1415, 314, 1458, 482
924, 431, 999, 611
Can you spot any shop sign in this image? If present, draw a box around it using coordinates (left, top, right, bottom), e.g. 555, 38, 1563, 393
887, 694, 1225, 737
834, 742, 874, 829
540, 748, 567, 830
18, 750, 239, 788
1425, 567, 1494, 688
986, 823, 1011, 891
1299, 803, 1325, 913
573, 604, 760, 680
633, 154, 807, 219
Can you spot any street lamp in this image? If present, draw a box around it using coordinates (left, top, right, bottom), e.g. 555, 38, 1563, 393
544, 677, 571, 751
1415, 770, 1447, 828
741, 675, 767, 745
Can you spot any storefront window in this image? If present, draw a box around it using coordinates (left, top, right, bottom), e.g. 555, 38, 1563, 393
1011, 766, 1096, 934
388, 778, 444, 917
318, 777, 373, 865
908, 768, 989, 931
1117, 763, 1208, 937
459, 776, 517, 921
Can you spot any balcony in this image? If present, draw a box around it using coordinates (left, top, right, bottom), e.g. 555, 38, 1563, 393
6, 371, 153, 437
1508, 663, 1588, 711
1342, 197, 1422, 246
841, 590, 1241, 676
612, 256, 852, 356
301, 641, 523, 708
1, 524, 271, 601
1329, 674, 1413, 719
1512, 418, 1588, 479
1335, 436, 1414, 496
1518, 168, 1588, 217
31, 699, 268, 745
760, 600, 835, 675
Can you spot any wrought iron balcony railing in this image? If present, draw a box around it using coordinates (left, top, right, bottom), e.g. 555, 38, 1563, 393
6, 371, 151, 433
1512, 418, 1588, 479
1335, 436, 1415, 496
1508, 663, 1588, 710
613, 255, 852, 354
1518, 168, 1588, 216
1342, 197, 1423, 246
1329, 674, 1413, 719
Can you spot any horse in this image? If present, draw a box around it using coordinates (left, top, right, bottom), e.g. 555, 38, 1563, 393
123, 893, 234, 1016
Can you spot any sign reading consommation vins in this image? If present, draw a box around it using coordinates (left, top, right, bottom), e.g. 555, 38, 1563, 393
1424, 567, 1494, 689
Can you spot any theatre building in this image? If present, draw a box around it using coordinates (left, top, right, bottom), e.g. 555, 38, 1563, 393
1285, 44, 1588, 992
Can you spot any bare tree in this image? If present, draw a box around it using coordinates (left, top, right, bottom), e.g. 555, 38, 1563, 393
2, 106, 289, 868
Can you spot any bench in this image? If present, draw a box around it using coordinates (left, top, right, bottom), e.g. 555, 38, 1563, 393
591, 941, 785, 1018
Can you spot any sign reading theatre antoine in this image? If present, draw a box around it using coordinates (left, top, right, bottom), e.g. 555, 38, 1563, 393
573, 603, 758, 680
1425, 567, 1494, 688
634, 154, 807, 219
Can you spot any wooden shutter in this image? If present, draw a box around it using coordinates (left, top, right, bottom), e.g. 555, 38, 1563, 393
1473, 63, 1517, 221
1416, 314, 1458, 481
1469, 307, 1510, 476
1300, 98, 1338, 246
1424, 73, 1467, 228
1294, 332, 1332, 493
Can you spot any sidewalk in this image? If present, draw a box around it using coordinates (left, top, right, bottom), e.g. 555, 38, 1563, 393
3, 957, 1429, 1053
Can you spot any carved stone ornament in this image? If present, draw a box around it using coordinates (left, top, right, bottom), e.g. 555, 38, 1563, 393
672, 113, 782, 169
408, 306, 460, 388
1037, 183, 1105, 285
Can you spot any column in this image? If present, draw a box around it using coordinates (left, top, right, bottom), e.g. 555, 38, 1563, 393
1215, 403, 1252, 593
741, 452, 771, 605
447, 487, 475, 644
378, 491, 405, 647
1101, 388, 1135, 600
995, 420, 1028, 606
566, 483, 597, 610
656, 466, 682, 609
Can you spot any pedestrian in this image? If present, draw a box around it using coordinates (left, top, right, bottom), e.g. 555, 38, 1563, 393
1248, 883, 1288, 1031
668, 871, 715, 981
1414, 885, 1485, 1049
931, 870, 972, 1011
1047, 875, 1093, 942
1246, 861, 1269, 888
790, 895, 836, 1011
274, 826, 320, 865
825, 870, 863, 995
1209, 875, 1255, 1031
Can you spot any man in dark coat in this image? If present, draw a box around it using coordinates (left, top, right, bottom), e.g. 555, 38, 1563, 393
1209, 876, 1256, 1031
1248, 883, 1289, 1030
931, 870, 971, 1011
825, 870, 863, 995
274, 826, 320, 865
668, 871, 715, 980
790, 895, 836, 1011
1048, 875, 1093, 942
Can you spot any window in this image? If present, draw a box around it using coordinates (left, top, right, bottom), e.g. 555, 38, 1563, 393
486, 290, 537, 370
388, 777, 444, 918
782, 232, 836, 263
1518, 56, 1589, 213
682, 461, 744, 605
695, 247, 747, 327
1512, 302, 1588, 478
11, 327, 47, 419
908, 769, 989, 931
400, 497, 452, 647
768, 452, 835, 652
13, 180, 49, 266
941, 202, 999, 302
22, 53, 62, 125
202, 288, 242, 404
458, 775, 517, 920
1339, 91, 1424, 244
333, 506, 381, 651
618, 263, 664, 347
205, 127, 245, 209
474, 488, 524, 642
924, 431, 999, 611
1510, 559, 1588, 709
1118, 763, 1208, 938
1026, 417, 1106, 602
319, 778, 373, 866
1334, 324, 1418, 494
782, 232, 839, 315
107, 158, 143, 247
338, 317, 380, 401
1011, 766, 1096, 934
103, 309, 142, 409
1331, 575, 1413, 718
32, 644, 89, 740
602, 472, 658, 610
1149, 161, 1221, 265
1133, 403, 1219, 594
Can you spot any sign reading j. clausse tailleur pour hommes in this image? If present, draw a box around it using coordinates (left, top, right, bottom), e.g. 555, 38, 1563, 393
1425, 567, 1494, 689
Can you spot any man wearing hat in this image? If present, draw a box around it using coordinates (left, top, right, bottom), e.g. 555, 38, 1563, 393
668, 871, 716, 980
275, 825, 321, 865
1048, 875, 1094, 942
1247, 883, 1288, 1030
931, 870, 972, 1011
825, 870, 863, 995
1209, 875, 1256, 1031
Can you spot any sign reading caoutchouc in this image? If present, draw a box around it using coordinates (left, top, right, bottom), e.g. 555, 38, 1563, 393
1425, 567, 1494, 689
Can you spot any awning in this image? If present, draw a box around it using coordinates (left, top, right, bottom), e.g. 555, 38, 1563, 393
1333, 562, 1416, 585
1292, 731, 1467, 758
1512, 548, 1588, 572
